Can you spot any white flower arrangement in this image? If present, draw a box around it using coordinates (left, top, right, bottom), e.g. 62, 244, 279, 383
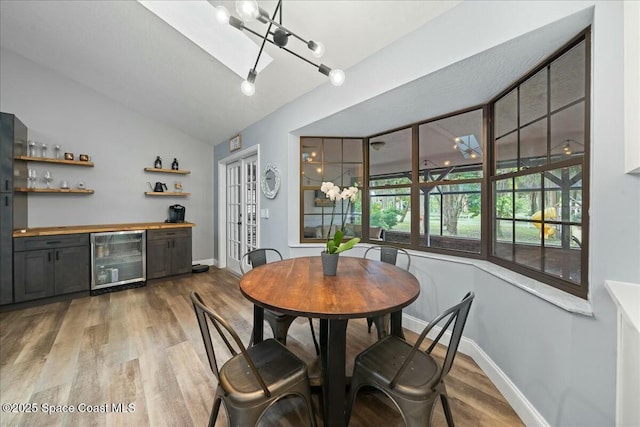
320, 182, 361, 254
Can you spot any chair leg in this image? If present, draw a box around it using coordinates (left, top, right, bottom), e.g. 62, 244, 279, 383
308, 318, 320, 355
268, 316, 296, 346
345, 376, 361, 425
300, 384, 318, 427
440, 391, 455, 427
373, 316, 386, 340
209, 394, 222, 427
367, 317, 373, 333
393, 394, 435, 427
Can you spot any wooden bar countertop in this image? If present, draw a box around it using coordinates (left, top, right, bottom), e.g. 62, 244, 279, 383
13, 222, 195, 238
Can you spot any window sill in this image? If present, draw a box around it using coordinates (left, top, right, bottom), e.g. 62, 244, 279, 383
290, 243, 594, 316
405, 251, 593, 316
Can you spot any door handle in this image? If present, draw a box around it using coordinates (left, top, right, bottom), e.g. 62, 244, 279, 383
56, 251, 59, 261
48, 252, 51, 262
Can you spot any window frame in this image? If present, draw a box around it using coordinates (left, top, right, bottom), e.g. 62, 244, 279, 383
299, 28, 590, 299
487, 30, 590, 298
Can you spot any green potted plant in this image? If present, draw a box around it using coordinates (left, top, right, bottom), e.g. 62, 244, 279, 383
319, 182, 360, 275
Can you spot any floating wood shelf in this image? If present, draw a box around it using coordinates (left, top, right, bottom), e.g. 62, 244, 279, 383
144, 192, 190, 196
144, 167, 190, 174
15, 156, 94, 167
15, 187, 94, 194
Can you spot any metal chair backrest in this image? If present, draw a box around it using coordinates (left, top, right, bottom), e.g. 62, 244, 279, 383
390, 292, 474, 388
363, 245, 411, 271
239, 248, 283, 275
190, 291, 271, 397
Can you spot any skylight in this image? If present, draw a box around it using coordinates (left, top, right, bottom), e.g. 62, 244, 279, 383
137, 1, 272, 78
454, 135, 482, 159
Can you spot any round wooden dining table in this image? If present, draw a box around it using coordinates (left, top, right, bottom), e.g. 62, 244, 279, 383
239, 255, 420, 427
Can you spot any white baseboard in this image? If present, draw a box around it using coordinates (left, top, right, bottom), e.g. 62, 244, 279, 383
403, 313, 549, 427
193, 258, 215, 267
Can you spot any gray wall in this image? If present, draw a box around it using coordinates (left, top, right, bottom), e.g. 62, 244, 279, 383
0, 48, 214, 261
213, 1, 640, 425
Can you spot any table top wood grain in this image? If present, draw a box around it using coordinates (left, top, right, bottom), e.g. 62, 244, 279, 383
239, 256, 420, 320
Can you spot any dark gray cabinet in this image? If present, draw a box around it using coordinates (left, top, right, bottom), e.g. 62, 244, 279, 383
13, 234, 90, 302
146, 228, 192, 279
0, 112, 28, 305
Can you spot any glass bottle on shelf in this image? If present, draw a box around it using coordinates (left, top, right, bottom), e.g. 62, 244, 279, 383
54, 145, 61, 159
154, 156, 162, 169
41, 143, 48, 158
28, 140, 36, 157
98, 266, 107, 285
171, 158, 179, 170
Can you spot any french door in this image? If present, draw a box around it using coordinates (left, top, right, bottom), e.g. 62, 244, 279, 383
225, 155, 258, 274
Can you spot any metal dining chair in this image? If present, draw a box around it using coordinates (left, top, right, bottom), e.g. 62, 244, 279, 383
190, 291, 317, 427
363, 245, 412, 339
346, 292, 475, 427
240, 248, 320, 355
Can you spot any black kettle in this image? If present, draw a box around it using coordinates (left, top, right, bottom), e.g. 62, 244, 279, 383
147, 182, 167, 192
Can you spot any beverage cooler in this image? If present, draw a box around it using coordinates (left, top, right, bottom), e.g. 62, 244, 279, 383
91, 230, 146, 292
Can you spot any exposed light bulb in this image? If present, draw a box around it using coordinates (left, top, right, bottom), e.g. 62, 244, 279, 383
236, 0, 259, 22
241, 80, 255, 96
310, 41, 325, 58
215, 5, 230, 24
329, 69, 345, 86
444, 160, 451, 166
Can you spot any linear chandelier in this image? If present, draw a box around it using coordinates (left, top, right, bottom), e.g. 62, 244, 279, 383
214, 0, 345, 96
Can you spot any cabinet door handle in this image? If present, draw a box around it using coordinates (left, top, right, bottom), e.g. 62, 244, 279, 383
167, 241, 170, 248
5, 179, 9, 192
46, 241, 62, 245
172, 240, 175, 248
4, 196, 8, 207
48, 252, 51, 262
56, 251, 59, 261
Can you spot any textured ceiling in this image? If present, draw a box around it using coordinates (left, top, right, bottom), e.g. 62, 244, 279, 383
0, 0, 459, 144
294, 8, 593, 166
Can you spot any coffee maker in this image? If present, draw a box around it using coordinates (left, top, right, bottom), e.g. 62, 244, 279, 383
167, 204, 185, 223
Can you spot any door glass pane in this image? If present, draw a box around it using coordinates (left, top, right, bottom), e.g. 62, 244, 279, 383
520, 69, 547, 125
550, 41, 586, 111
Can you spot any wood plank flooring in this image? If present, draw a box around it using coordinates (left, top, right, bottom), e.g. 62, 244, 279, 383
0, 268, 523, 426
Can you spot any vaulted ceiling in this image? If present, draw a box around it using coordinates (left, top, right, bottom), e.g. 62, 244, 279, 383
0, 1, 459, 144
